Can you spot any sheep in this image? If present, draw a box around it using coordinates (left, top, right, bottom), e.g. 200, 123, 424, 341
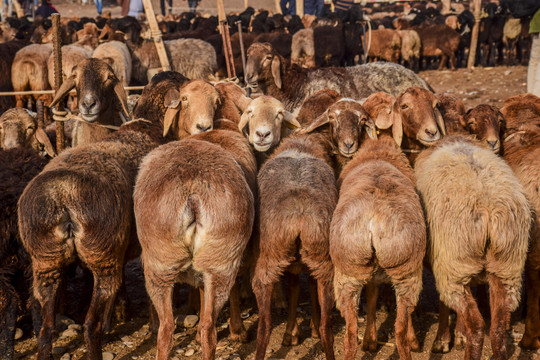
0, 147, 48, 360
134, 131, 255, 360
245, 42, 432, 113
18, 117, 165, 360
313, 23, 346, 67
331, 135, 425, 360
291, 28, 315, 68
296, 88, 342, 127
500, 93, 540, 350
413, 24, 460, 70
91, 40, 132, 87
363, 28, 402, 63
0, 40, 28, 115
49, 57, 130, 147
458, 104, 505, 153
47, 45, 92, 91
415, 135, 531, 359
0, 107, 55, 157
131, 38, 218, 84
252, 132, 337, 360
213, 82, 253, 125
435, 93, 466, 136
11, 43, 53, 108
397, 30, 421, 71
503, 17, 522, 65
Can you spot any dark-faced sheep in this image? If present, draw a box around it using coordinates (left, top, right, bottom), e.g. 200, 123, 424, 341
331, 135, 425, 360
134, 132, 254, 360
415, 135, 531, 360
252, 132, 337, 360
18, 118, 164, 360
245, 42, 432, 112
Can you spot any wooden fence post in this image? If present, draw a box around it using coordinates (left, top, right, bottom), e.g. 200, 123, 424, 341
52, 13, 65, 153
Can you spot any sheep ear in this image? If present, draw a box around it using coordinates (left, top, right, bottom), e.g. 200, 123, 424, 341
271, 56, 282, 89
283, 111, 301, 129
35, 127, 56, 157
435, 107, 446, 136
50, 76, 76, 108
364, 118, 378, 140
163, 88, 180, 108
297, 111, 329, 134
390, 100, 403, 146
375, 114, 393, 130
458, 115, 468, 128
163, 107, 180, 137
114, 81, 130, 122
238, 110, 250, 137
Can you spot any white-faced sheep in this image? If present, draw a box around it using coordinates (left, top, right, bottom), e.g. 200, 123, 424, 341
331, 135, 425, 360
245, 42, 432, 112
415, 135, 531, 360
49, 58, 130, 147
252, 131, 337, 360
134, 130, 255, 360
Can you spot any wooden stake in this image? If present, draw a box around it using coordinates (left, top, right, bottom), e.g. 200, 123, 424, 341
237, 21, 247, 83
296, 0, 304, 17
142, 0, 171, 72
52, 13, 65, 153
216, 0, 226, 22
467, 0, 482, 70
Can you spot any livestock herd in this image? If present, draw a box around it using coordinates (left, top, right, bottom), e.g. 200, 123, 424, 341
1, 1, 540, 360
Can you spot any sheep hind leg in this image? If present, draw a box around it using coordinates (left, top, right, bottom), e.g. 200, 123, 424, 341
0, 284, 17, 360
84, 270, 122, 360
308, 275, 321, 339
395, 296, 413, 360
33, 268, 62, 360
457, 285, 485, 360
317, 278, 335, 360
228, 280, 248, 342
520, 269, 540, 349
282, 272, 300, 346
146, 277, 175, 360
407, 311, 420, 351
253, 281, 274, 360
454, 311, 467, 350
488, 274, 509, 360
362, 281, 379, 352
335, 280, 360, 360
431, 302, 451, 353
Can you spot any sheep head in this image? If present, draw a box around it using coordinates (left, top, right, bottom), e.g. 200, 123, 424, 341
50, 58, 130, 124
163, 80, 219, 139
362, 92, 402, 146
391, 87, 446, 147
298, 98, 377, 157
238, 96, 300, 152
245, 42, 282, 90
461, 104, 505, 153
0, 108, 55, 156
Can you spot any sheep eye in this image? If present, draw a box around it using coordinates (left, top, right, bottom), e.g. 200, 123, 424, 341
26, 126, 35, 133
182, 96, 188, 102
400, 104, 409, 110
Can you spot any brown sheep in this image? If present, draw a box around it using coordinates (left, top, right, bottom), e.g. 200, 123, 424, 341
415, 135, 531, 360
214, 81, 253, 125
414, 24, 460, 70
0, 40, 28, 115
363, 28, 402, 63
134, 132, 255, 360
252, 132, 337, 360
436, 93, 466, 136
397, 30, 421, 71
291, 28, 316, 68
331, 135, 425, 360
501, 93, 540, 350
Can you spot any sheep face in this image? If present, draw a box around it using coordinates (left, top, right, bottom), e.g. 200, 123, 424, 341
363, 92, 403, 146
461, 104, 505, 153
163, 80, 218, 139
0, 108, 55, 156
392, 87, 445, 146
50, 58, 130, 124
245, 43, 280, 89
238, 96, 299, 152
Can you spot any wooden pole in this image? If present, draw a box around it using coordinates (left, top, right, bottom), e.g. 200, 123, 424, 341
467, 0, 482, 70
52, 13, 65, 153
441, 0, 451, 15
237, 21, 247, 82
296, 0, 303, 17
275, 0, 281, 14
142, 0, 171, 72
216, 0, 226, 22
244, 0, 248, 10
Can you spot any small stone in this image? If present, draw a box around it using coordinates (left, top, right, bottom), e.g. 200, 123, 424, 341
102, 351, 115, 360
174, 333, 184, 340
68, 324, 83, 331
504, 70, 512, 76
132, 357, 138, 360
175, 348, 185, 354
52, 346, 67, 355
61, 328, 79, 338
60, 354, 71, 360
14, 328, 23, 340
56, 315, 75, 331
185, 348, 195, 356
183, 315, 199, 328
241, 312, 250, 319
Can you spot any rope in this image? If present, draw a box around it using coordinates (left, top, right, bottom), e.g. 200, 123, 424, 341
51, 107, 121, 131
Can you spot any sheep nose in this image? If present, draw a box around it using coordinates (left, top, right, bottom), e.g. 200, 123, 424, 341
487, 139, 499, 149
343, 141, 354, 150
256, 130, 271, 139
81, 95, 97, 112
425, 128, 438, 138
196, 124, 212, 132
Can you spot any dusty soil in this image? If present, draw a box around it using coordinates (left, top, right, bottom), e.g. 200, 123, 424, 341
12, 64, 537, 360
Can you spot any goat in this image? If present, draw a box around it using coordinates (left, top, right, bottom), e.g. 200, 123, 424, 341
331, 135, 425, 360
49, 58, 130, 147
245, 42, 432, 112
415, 135, 531, 360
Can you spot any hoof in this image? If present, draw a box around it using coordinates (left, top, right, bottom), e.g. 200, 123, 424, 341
229, 328, 249, 343
454, 331, 466, 351
519, 335, 540, 350
431, 339, 450, 353
311, 327, 320, 339
282, 332, 299, 346
361, 339, 378, 352
409, 337, 421, 352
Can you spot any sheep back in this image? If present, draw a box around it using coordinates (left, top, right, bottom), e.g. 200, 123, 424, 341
92, 41, 132, 86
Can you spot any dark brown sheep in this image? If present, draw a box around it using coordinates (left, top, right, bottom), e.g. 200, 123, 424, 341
414, 24, 460, 70
331, 136, 425, 360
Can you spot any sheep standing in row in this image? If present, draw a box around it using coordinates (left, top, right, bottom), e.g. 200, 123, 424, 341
252, 130, 337, 360
331, 134, 425, 360
134, 128, 255, 360
0, 40, 28, 115
415, 135, 531, 360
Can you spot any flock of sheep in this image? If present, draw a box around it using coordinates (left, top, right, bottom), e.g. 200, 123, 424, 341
0, 3, 539, 360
